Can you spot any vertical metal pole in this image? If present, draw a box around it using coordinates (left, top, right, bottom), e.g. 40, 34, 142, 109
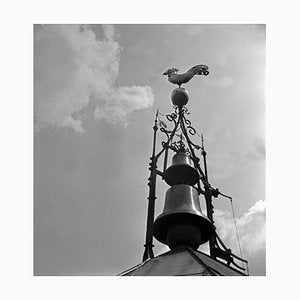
201, 135, 216, 258
204, 190, 216, 257
163, 145, 169, 173
201, 134, 208, 182
143, 110, 158, 262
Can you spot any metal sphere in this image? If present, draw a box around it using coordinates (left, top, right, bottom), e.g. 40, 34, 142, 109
171, 87, 189, 106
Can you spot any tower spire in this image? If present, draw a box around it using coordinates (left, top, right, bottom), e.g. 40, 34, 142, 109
135, 67, 249, 275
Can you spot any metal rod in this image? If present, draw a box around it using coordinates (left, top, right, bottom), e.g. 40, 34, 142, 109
143, 156, 157, 261
201, 134, 209, 182
215, 232, 248, 263
199, 134, 216, 257
163, 143, 169, 173
151, 109, 159, 157
142, 110, 159, 261
205, 192, 216, 258
154, 117, 180, 160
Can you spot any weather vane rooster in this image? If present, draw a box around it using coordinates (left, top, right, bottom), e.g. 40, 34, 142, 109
163, 64, 209, 87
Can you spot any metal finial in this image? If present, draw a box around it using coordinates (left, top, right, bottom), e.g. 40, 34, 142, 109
163, 65, 209, 87
156, 108, 159, 119
154, 108, 159, 124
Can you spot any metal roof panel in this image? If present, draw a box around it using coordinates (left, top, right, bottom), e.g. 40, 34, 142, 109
122, 247, 244, 276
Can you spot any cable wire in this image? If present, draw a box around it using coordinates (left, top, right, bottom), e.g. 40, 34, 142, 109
229, 197, 249, 275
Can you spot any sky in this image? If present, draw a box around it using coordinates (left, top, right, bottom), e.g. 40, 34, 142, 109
34, 24, 265, 276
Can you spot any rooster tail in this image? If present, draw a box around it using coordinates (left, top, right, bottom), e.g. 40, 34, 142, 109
186, 65, 201, 76
187, 65, 209, 76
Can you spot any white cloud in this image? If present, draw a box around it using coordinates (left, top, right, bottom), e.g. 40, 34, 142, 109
94, 85, 153, 125
34, 25, 154, 132
214, 199, 266, 258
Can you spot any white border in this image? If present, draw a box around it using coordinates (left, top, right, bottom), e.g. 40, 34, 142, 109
2, 0, 299, 299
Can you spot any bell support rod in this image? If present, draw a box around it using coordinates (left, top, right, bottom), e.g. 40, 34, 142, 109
199, 135, 216, 257
201, 134, 209, 182
163, 143, 169, 173
143, 108, 186, 261
143, 109, 159, 262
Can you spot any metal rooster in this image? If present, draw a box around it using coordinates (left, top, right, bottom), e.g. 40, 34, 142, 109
163, 65, 209, 87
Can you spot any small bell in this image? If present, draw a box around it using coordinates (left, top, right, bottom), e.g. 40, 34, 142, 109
164, 150, 199, 186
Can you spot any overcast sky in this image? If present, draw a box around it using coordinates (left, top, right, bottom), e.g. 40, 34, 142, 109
34, 24, 265, 275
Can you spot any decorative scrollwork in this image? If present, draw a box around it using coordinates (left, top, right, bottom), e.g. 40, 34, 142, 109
190, 142, 201, 150
166, 112, 177, 122
158, 118, 167, 129
170, 140, 185, 152
158, 104, 202, 154
160, 127, 170, 139
182, 106, 190, 115
182, 115, 191, 126
185, 148, 191, 155
174, 132, 186, 140
186, 125, 197, 136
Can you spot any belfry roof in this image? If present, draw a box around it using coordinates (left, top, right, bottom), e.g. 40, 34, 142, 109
120, 246, 245, 276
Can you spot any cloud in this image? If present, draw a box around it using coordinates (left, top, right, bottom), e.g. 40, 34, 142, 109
214, 199, 266, 272
94, 85, 153, 124
34, 25, 154, 132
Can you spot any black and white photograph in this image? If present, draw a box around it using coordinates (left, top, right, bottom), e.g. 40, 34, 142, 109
34, 24, 265, 276
3, 0, 300, 298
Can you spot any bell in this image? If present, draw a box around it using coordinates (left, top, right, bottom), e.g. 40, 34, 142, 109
153, 184, 214, 250
164, 151, 199, 186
